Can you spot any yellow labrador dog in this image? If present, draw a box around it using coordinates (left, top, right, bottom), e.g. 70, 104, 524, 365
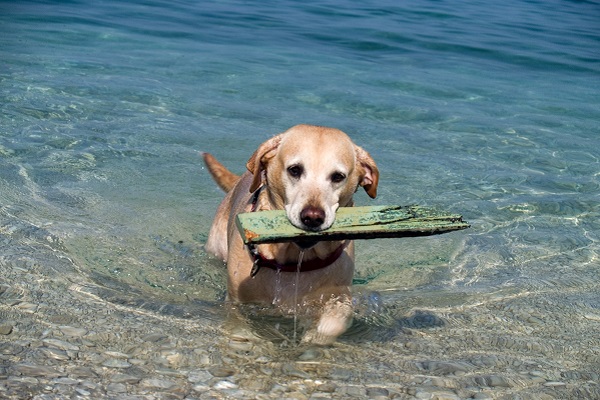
203, 124, 379, 345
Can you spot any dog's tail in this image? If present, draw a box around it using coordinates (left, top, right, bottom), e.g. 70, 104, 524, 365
202, 153, 240, 192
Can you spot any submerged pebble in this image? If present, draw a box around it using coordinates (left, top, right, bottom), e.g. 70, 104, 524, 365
110, 373, 141, 384
544, 381, 567, 387
213, 380, 238, 390
282, 363, 310, 379
42, 338, 79, 351
59, 326, 88, 337
140, 378, 177, 389
474, 375, 512, 388
298, 347, 322, 361
366, 386, 390, 397
38, 347, 70, 361
0, 324, 13, 335
208, 366, 235, 377
106, 382, 127, 393
102, 359, 132, 369
0, 343, 24, 355
13, 363, 61, 378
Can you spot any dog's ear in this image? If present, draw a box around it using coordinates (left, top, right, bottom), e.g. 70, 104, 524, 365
355, 146, 379, 198
247, 134, 283, 192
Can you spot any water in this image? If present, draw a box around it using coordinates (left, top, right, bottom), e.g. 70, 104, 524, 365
294, 250, 305, 344
1, 0, 599, 397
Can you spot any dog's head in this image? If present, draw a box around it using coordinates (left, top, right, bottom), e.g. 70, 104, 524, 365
246, 124, 379, 232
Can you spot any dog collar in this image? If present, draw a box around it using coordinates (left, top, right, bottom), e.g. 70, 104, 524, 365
248, 241, 348, 277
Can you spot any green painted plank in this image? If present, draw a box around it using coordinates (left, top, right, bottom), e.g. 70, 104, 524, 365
236, 205, 469, 245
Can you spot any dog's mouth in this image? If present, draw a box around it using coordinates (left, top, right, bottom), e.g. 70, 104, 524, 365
294, 240, 318, 250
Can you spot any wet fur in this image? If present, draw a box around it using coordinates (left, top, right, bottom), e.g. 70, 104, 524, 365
204, 124, 379, 345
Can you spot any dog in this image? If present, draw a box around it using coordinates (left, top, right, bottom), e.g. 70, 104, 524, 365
203, 124, 379, 345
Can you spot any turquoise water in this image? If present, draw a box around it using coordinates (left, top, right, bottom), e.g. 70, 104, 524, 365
1, 0, 599, 397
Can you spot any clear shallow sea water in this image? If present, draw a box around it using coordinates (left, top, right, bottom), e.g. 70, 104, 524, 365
1, 0, 599, 398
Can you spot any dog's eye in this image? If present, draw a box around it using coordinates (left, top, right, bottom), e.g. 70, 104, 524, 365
287, 165, 303, 178
331, 172, 346, 183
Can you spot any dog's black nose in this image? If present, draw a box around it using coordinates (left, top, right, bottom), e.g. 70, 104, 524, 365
300, 206, 326, 230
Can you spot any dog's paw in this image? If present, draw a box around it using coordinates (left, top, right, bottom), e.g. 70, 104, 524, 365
302, 317, 353, 346
302, 300, 353, 345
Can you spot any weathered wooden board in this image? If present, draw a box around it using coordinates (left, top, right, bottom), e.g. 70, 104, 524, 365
236, 205, 469, 245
